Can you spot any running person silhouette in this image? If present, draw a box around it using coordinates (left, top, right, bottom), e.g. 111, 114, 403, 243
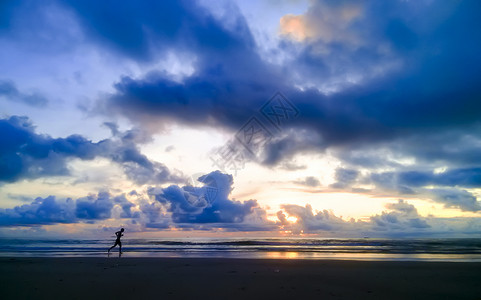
108, 228, 124, 255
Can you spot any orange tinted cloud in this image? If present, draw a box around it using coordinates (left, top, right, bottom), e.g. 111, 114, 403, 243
279, 14, 312, 41
279, 2, 363, 44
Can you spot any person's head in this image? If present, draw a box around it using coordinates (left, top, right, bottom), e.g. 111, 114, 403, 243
121, 228, 124, 232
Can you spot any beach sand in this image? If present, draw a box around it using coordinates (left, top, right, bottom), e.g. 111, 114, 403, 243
1, 257, 480, 299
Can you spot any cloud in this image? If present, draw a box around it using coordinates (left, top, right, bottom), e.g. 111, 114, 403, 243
0, 115, 184, 185
293, 176, 321, 187
276, 210, 289, 226
0, 79, 48, 107
330, 167, 359, 189
279, 14, 309, 42
398, 168, 481, 188
261, 128, 324, 166
113, 194, 139, 218
1, 189, 477, 237
0, 0, 480, 237
0, 192, 135, 226
0, 196, 76, 226
367, 168, 481, 211
279, 199, 430, 236
138, 200, 170, 229
91, 0, 481, 181
280, 204, 350, 233
280, 1, 363, 44
58, 0, 284, 132
149, 171, 270, 229
5, 0, 454, 189
370, 199, 430, 231
61, 0, 254, 62
2, 0, 481, 173
75, 192, 114, 220
429, 189, 481, 212
0, 171, 273, 231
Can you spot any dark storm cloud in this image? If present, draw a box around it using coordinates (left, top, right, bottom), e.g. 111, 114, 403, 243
62, 0, 255, 62
82, 0, 481, 184
0, 0, 470, 173
284, 0, 481, 167
61, 0, 285, 129
1, 0, 480, 169
0, 116, 183, 185
398, 168, 481, 188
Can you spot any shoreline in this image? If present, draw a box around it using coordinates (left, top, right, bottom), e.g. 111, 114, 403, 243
1, 253, 481, 262
2, 257, 481, 299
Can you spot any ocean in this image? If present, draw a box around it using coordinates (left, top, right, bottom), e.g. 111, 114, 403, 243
1, 238, 481, 261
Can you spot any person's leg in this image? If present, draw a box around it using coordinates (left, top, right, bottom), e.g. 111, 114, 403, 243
118, 241, 122, 254
108, 241, 118, 253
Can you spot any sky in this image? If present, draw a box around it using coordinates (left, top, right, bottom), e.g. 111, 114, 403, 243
1, 0, 481, 238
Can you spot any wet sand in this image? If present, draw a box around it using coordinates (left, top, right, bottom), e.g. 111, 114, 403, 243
1, 257, 480, 299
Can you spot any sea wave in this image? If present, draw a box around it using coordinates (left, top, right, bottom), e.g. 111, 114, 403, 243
1, 238, 481, 260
